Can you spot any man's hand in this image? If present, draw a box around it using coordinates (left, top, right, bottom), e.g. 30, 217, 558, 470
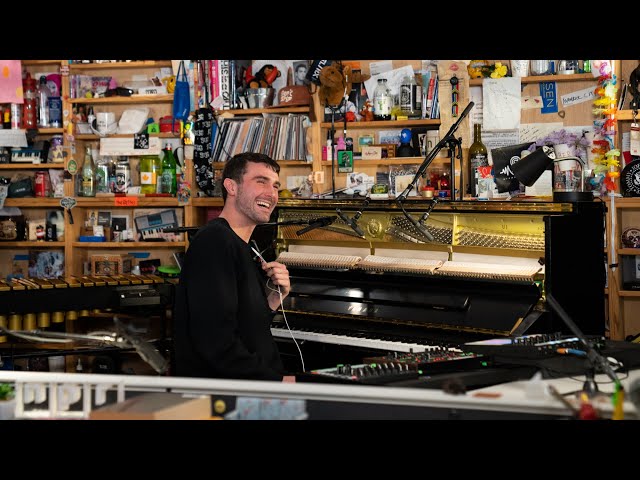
262, 260, 290, 310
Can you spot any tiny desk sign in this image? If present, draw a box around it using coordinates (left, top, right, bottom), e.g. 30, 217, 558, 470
114, 196, 139, 207
337, 150, 354, 173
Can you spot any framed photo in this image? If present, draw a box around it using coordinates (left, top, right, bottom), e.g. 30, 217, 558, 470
372, 144, 396, 159
337, 150, 354, 173
111, 215, 130, 232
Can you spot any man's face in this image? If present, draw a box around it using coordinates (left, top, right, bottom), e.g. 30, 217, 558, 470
297, 67, 307, 79
234, 162, 280, 224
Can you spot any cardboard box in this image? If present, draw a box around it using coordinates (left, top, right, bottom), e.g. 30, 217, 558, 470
89, 393, 212, 420
91, 254, 133, 276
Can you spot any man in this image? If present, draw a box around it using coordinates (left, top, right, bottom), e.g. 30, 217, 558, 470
173, 152, 294, 382
294, 63, 308, 86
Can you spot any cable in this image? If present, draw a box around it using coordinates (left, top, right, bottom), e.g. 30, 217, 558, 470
252, 246, 306, 373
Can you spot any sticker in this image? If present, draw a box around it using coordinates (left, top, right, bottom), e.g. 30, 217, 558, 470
134, 132, 149, 149
539, 81, 558, 114
60, 196, 77, 210
66, 158, 78, 175
630, 123, 640, 156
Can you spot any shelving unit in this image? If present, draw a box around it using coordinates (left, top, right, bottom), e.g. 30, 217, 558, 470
606, 197, 640, 340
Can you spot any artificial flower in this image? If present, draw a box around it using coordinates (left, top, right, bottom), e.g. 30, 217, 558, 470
490, 62, 508, 78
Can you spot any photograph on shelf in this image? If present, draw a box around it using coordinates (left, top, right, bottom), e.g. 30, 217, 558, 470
28, 250, 64, 279
378, 129, 402, 146
389, 164, 419, 197
28, 218, 46, 241
337, 150, 354, 173
372, 144, 396, 159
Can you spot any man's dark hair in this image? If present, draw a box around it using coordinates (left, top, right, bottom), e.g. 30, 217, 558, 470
221, 152, 280, 202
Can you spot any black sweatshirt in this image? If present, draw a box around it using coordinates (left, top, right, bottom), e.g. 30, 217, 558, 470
173, 218, 284, 381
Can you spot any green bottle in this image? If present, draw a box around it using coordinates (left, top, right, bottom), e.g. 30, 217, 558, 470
80, 146, 96, 197
161, 144, 177, 195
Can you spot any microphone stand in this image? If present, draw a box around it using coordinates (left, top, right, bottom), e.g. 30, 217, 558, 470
336, 195, 369, 238
546, 293, 622, 392
395, 101, 475, 241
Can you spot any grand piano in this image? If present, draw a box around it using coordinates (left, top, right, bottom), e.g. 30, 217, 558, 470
264, 198, 606, 382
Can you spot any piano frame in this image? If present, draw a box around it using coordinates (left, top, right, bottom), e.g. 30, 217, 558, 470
267, 199, 605, 365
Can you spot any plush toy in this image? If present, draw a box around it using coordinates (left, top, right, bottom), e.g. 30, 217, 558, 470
246, 64, 281, 89
319, 64, 352, 107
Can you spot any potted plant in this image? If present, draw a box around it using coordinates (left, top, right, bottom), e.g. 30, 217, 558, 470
0, 383, 16, 420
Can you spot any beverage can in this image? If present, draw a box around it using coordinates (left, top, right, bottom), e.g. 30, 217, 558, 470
34, 171, 47, 197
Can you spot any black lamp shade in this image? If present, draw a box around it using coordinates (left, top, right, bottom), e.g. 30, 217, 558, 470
512, 146, 555, 187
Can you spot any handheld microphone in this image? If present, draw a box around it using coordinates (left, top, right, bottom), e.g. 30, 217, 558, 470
336, 209, 365, 238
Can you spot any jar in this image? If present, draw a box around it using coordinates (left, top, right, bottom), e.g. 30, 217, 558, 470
420, 186, 434, 199
530, 60, 551, 76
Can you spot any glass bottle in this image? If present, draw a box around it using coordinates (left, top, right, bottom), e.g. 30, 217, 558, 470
373, 78, 392, 121
160, 144, 178, 195
95, 156, 110, 194
22, 73, 37, 129
80, 146, 96, 197
468, 123, 488, 196
36, 75, 51, 128
399, 74, 422, 119
140, 155, 162, 194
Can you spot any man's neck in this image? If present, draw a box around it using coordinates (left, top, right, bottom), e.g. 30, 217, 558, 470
219, 209, 255, 243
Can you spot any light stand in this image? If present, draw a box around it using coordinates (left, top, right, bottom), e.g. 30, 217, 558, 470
395, 101, 475, 241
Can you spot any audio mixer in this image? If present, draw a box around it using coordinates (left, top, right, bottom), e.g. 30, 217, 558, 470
305, 349, 484, 385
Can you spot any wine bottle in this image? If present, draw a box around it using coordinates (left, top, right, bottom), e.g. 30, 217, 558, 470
468, 123, 488, 197
80, 146, 96, 197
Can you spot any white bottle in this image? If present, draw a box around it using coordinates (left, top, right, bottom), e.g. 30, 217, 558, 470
373, 79, 392, 121
36, 76, 51, 128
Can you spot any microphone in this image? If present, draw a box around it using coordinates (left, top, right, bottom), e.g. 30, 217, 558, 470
336, 209, 365, 238
114, 318, 169, 374
405, 211, 434, 241
295, 215, 337, 235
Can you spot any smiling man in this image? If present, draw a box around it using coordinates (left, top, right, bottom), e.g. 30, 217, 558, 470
173, 152, 293, 381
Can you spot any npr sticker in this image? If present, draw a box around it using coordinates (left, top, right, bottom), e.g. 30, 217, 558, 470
561, 87, 596, 107
539, 82, 558, 114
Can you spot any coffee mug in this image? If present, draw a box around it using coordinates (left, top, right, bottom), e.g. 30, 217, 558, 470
96, 112, 117, 134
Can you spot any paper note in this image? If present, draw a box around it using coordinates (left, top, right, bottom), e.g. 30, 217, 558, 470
482, 77, 521, 130
521, 95, 543, 110
561, 87, 595, 107
518, 122, 564, 143
368, 61, 393, 76
469, 86, 483, 142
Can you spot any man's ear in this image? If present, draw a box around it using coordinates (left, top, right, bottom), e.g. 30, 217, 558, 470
223, 178, 237, 197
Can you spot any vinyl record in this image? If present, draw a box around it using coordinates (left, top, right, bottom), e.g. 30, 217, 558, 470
620, 159, 640, 197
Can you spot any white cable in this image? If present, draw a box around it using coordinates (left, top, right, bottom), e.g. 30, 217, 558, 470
252, 246, 306, 372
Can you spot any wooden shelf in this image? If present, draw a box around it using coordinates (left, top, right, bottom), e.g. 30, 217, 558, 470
75, 132, 180, 140
224, 106, 310, 115
469, 73, 596, 86
0, 164, 64, 169
68, 61, 173, 70
37, 128, 64, 135
71, 241, 187, 248
617, 110, 636, 121
321, 154, 450, 167
0, 241, 64, 248
611, 197, 640, 208
69, 95, 173, 105
320, 119, 440, 129
4, 198, 62, 207
192, 198, 224, 207
22, 60, 64, 66
619, 291, 640, 297
75, 197, 180, 207
619, 248, 640, 255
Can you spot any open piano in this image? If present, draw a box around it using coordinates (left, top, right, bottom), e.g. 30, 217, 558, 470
266, 198, 605, 385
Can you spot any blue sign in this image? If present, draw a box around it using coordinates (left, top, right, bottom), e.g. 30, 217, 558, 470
539, 82, 558, 114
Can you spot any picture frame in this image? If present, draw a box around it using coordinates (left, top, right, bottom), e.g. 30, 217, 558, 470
111, 215, 130, 233
337, 150, 354, 173
372, 144, 396, 159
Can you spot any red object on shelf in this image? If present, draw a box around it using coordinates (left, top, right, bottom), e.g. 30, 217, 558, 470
22, 73, 37, 129
159, 116, 181, 134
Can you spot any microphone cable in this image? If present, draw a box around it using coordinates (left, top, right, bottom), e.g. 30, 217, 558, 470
251, 246, 306, 373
